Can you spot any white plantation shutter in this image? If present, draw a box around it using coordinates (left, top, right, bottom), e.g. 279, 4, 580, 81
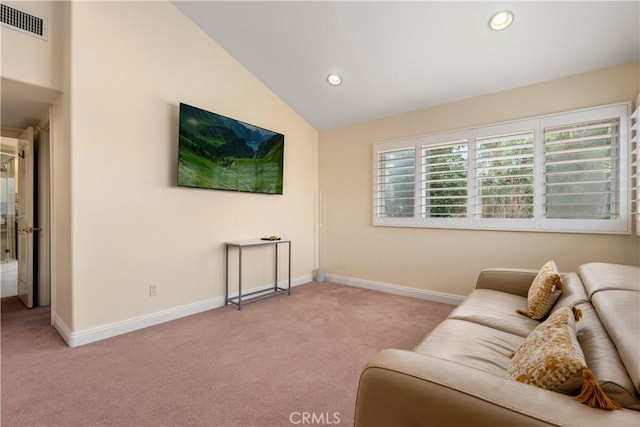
544, 119, 619, 220
632, 94, 640, 235
374, 148, 416, 218
475, 132, 535, 218
372, 103, 629, 233
422, 141, 468, 218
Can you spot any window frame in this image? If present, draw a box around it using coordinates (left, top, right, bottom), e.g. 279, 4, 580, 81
372, 103, 631, 235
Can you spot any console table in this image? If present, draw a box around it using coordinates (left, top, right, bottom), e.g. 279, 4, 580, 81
224, 239, 291, 310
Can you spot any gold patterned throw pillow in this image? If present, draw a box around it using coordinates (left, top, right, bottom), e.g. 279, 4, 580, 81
506, 306, 621, 410
516, 260, 563, 320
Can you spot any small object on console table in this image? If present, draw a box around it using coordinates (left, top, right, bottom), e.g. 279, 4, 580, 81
261, 235, 281, 241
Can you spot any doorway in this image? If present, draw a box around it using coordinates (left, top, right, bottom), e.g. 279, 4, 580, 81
0, 140, 18, 297
1, 124, 51, 308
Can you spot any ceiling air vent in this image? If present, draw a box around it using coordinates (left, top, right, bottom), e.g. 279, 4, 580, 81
1, 3, 47, 40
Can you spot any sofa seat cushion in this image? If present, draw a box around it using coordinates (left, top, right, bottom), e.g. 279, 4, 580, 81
414, 319, 524, 377
447, 289, 539, 337
579, 263, 640, 297
591, 290, 640, 395
576, 303, 640, 410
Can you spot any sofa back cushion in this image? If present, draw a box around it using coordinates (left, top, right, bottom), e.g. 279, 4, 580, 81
576, 302, 640, 410
549, 272, 589, 314
577, 263, 640, 397
579, 263, 640, 298
591, 290, 640, 397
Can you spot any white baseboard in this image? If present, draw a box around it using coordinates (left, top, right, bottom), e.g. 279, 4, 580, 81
58, 274, 312, 347
53, 273, 459, 347
52, 314, 73, 346
324, 273, 465, 306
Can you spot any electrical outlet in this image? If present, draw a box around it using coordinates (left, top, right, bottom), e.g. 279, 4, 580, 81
149, 284, 159, 297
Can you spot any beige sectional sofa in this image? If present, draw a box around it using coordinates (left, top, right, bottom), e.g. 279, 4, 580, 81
354, 263, 640, 427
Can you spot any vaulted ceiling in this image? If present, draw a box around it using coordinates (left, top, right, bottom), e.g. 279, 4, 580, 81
174, 1, 640, 130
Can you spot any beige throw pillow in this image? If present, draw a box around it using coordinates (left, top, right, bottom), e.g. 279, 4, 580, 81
517, 260, 563, 320
506, 306, 621, 410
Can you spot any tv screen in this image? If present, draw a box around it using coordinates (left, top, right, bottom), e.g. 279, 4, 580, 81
177, 103, 284, 194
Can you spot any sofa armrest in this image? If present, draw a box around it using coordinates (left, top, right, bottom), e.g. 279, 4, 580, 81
354, 349, 640, 427
475, 268, 539, 297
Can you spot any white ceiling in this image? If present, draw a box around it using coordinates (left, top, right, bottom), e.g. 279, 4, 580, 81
1, 78, 60, 130
173, 1, 640, 130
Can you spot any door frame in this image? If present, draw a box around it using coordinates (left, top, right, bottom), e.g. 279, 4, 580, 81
37, 111, 51, 307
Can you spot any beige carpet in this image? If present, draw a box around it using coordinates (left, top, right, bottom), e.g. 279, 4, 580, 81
1, 282, 453, 427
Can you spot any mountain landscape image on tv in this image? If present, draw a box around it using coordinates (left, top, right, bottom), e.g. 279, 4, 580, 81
177, 103, 285, 194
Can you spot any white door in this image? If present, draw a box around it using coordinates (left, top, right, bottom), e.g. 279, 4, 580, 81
17, 127, 35, 308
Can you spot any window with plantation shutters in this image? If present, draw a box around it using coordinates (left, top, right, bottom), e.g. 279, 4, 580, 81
544, 119, 619, 220
476, 132, 534, 219
374, 148, 415, 219
422, 141, 468, 218
372, 103, 630, 234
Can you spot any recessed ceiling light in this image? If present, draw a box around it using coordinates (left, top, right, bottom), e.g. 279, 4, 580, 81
327, 74, 342, 86
489, 11, 513, 31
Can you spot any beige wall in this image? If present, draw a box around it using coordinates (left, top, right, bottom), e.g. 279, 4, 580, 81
319, 62, 640, 298
66, 1, 318, 331
51, 1, 72, 328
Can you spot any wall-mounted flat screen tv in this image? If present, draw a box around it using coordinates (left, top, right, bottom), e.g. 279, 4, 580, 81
177, 103, 284, 194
